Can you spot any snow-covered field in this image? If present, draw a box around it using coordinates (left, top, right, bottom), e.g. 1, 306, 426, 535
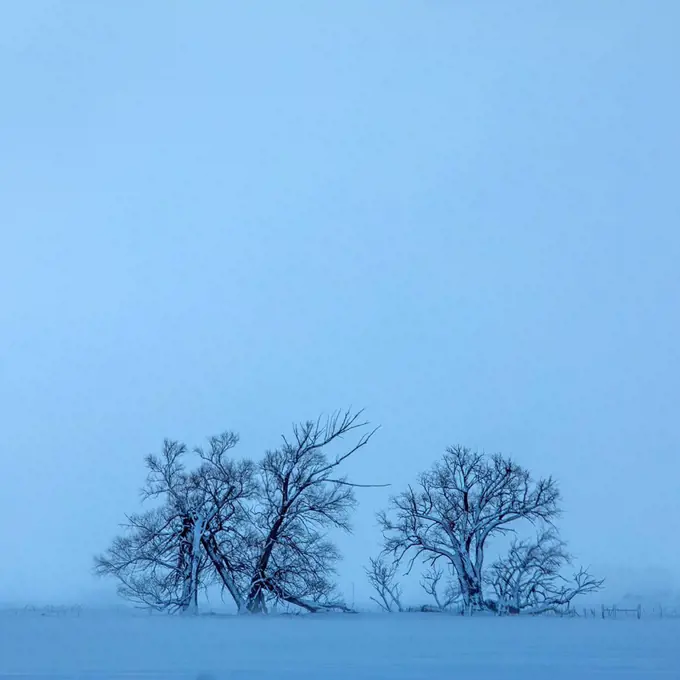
0, 610, 677, 679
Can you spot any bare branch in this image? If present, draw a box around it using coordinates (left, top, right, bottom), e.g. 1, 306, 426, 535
487, 530, 604, 614
420, 565, 460, 611
365, 557, 403, 612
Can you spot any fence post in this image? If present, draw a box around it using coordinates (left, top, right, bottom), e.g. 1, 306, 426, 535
601, 604, 605, 619
637, 604, 641, 620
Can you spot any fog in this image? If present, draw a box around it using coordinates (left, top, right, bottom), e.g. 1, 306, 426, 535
1, 1, 678, 607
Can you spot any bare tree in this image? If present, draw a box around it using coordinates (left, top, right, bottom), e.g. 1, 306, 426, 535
94, 506, 212, 612
365, 557, 403, 612
244, 409, 380, 613
378, 445, 560, 610
420, 565, 460, 611
190, 434, 257, 613
488, 530, 604, 614
96, 435, 254, 614
141, 440, 207, 613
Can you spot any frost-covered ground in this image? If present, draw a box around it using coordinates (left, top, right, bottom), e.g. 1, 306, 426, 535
0, 609, 677, 679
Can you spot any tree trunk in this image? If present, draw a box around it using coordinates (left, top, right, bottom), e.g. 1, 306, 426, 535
247, 587, 267, 614
178, 515, 196, 613
454, 552, 485, 610
246, 511, 286, 612
186, 514, 206, 615
201, 533, 246, 613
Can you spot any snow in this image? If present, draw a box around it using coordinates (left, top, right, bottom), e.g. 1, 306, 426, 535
0, 609, 677, 679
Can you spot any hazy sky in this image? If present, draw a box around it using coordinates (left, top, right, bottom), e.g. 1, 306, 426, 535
1, 1, 679, 606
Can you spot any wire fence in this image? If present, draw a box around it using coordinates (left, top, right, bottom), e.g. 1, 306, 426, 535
3, 602, 680, 619
1, 605, 84, 617
583, 604, 680, 619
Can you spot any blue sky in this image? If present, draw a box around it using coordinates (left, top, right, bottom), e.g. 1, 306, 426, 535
1, 1, 679, 605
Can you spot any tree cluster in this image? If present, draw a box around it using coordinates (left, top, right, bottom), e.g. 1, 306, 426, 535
95, 409, 378, 614
373, 445, 603, 614
97, 415, 603, 616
